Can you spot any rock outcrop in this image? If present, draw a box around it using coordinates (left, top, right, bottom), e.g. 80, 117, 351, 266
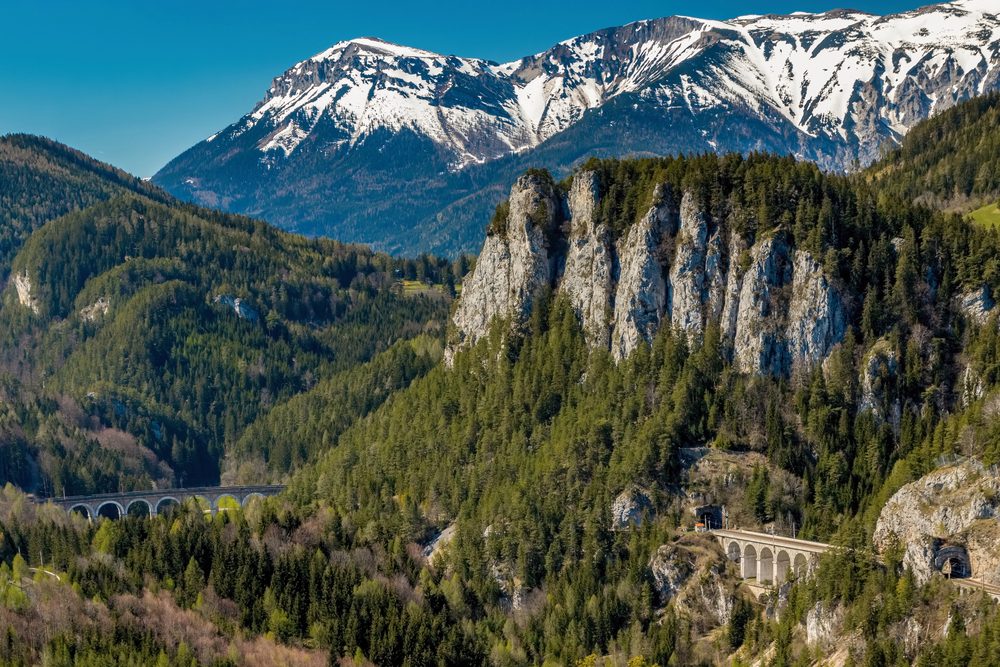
610, 186, 674, 360
806, 601, 844, 647
446, 173, 561, 364
668, 193, 711, 338
213, 294, 259, 321
648, 535, 740, 633
859, 339, 901, 430
610, 487, 654, 530
12, 272, 40, 314
79, 297, 110, 322
648, 544, 695, 605
447, 170, 847, 376
959, 285, 995, 325
873, 458, 1000, 584
731, 235, 792, 375
562, 172, 615, 349
786, 251, 846, 370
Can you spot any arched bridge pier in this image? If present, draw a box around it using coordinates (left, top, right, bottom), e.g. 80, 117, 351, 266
712, 529, 831, 587
35, 485, 284, 520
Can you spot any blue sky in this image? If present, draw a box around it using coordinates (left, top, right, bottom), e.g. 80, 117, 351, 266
1, 0, 921, 177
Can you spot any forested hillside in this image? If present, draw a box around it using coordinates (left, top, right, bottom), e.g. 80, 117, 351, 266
0, 134, 168, 274
7, 98, 1000, 665
0, 151, 460, 495
869, 92, 1000, 212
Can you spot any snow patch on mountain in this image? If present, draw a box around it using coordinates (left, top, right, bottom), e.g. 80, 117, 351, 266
171, 0, 1000, 174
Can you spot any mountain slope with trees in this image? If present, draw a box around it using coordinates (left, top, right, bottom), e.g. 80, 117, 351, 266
8, 95, 1000, 665
0, 133, 169, 274
869, 92, 1000, 213
0, 156, 458, 495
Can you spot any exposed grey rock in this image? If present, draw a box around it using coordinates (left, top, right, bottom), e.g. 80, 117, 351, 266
720, 234, 748, 344
732, 235, 792, 375
12, 272, 39, 314
213, 294, 259, 321
961, 364, 986, 407
873, 458, 1000, 584
446, 173, 560, 364
449, 177, 848, 378
79, 297, 110, 322
561, 172, 615, 349
668, 192, 710, 338
610, 186, 673, 360
859, 339, 902, 430
806, 601, 843, 647
422, 523, 456, 564
786, 250, 846, 370
704, 230, 728, 323
648, 544, 693, 604
611, 487, 654, 530
959, 285, 995, 325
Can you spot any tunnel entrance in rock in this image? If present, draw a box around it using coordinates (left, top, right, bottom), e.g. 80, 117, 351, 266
934, 545, 971, 579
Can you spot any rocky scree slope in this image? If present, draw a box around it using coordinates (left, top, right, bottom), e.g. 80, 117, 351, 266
447, 166, 847, 376
154, 0, 1000, 255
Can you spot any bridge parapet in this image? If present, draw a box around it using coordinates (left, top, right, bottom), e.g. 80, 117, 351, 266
34, 485, 284, 520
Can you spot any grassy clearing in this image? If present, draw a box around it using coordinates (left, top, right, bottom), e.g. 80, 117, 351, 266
970, 202, 1000, 229
399, 280, 459, 297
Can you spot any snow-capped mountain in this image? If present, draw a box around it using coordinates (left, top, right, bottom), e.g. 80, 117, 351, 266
154, 0, 1000, 255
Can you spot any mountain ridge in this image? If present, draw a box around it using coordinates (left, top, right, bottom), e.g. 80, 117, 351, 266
154, 0, 1000, 256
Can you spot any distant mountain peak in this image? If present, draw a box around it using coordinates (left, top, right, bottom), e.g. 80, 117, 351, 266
154, 0, 1000, 256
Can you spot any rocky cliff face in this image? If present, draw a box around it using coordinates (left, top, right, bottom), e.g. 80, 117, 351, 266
445, 173, 561, 364
12, 272, 39, 314
448, 171, 848, 376
859, 339, 902, 430
873, 458, 1000, 583
562, 172, 615, 349
610, 186, 674, 360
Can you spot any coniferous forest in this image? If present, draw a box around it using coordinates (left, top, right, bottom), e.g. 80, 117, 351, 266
3, 94, 1000, 666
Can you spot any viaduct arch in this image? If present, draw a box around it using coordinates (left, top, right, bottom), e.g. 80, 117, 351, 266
713, 529, 831, 587
36, 485, 284, 520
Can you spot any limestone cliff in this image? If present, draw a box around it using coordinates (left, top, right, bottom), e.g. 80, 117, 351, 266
668, 193, 711, 338
786, 251, 847, 371
859, 339, 902, 430
731, 235, 792, 375
562, 172, 615, 349
12, 272, 40, 314
873, 458, 1000, 584
447, 169, 848, 376
446, 172, 561, 364
610, 185, 674, 360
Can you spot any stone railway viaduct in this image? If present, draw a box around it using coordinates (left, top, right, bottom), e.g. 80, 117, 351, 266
712, 528, 832, 586
34, 485, 284, 520
712, 528, 990, 597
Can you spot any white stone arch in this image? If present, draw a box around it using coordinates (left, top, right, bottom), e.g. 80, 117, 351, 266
96, 500, 124, 520
70, 503, 93, 520
742, 544, 757, 580
241, 492, 265, 507
775, 550, 791, 583
793, 553, 808, 578
759, 547, 774, 584
155, 496, 181, 515
125, 498, 153, 518
726, 541, 741, 563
